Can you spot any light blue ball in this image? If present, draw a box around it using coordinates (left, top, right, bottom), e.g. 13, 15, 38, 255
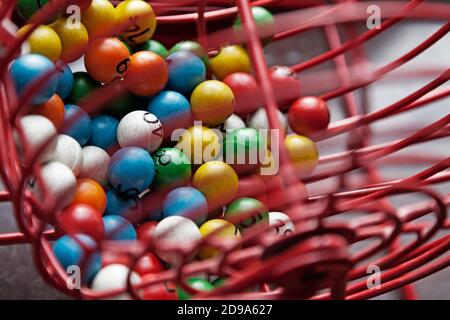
103, 215, 137, 241
166, 51, 206, 96
63, 104, 92, 146
88, 114, 118, 151
57, 64, 74, 100
162, 187, 208, 225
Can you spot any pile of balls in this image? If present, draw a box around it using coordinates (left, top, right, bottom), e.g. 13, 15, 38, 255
11, 0, 330, 299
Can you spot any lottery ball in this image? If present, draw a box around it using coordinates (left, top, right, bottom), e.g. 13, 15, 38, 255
105, 189, 145, 224
152, 148, 191, 190
57, 204, 104, 242
50, 17, 89, 62
141, 276, 178, 300
177, 278, 214, 300
152, 216, 202, 265
223, 73, 261, 116
50, 134, 83, 176
147, 90, 191, 140
17, 0, 50, 21
233, 6, 275, 45
103, 215, 137, 241
214, 114, 246, 135
88, 114, 119, 151
134, 253, 164, 276
212, 278, 225, 288
72, 178, 107, 214
269, 211, 295, 237
169, 40, 209, 67
162, 187, 208, 225
56, 64, 74, 100
116, 0, 157, 45
85, 38, 131, 83
91, 264, 141, 300
269, 66, 300, 109
285, 134, 319, 176
246, 107, 287, 145
31, 94, 65, 130
137, 221, 158, 251
288, 96, 330, 136
209, 45, 251, 80
133, 40, 168, 58
63, 104, 92, 146
68, 72, 99, 104
192, 161, 238, 210
18, 25, 62, 62
198, 219, 241, 260
126, 51, 168, 96
166, 51, 206, 96
117, 111, 163, 153
175, 125, 220, 164
10, 54, 59, 105
81, 0, 117, 40
224, 197, 269, 233
53, 234, 101, 283
108, 147, 155, 194
80, 146, 110, 186
190, 80, 234, 126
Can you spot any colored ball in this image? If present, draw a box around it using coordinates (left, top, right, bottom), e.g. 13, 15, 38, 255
134, 253, 164, 276
50, 17, 89, 62
223, 72, 261, 116
63, 104, 92, 146
116, 0, 157, 45
57, 203, 104, 242
224, 197, 269, 233
137, 221, 158, 251
212, 278, 226, 288
91, 264, 141, 300
269, 211, 295, 237
198, 219, 241, 260
56, 64, 74, 100
72, 178, 107, 214
175, 125, 221, 164
209, 45, 251, 80
141, 277, 178, 300
152, 148, 191, 190
10, 54, 59, 105
81, 0, 117, 40
31, 94, 65, 129
50, 134, 83, 175
108, 147, 155, 194
288, 96, 330, 136
192, 161, 238, 210
133, 40, 168, 58
190, 80, 234, 126
68, 72, 99, 104
177, 278, 214, 300
103, 215, 137, 241
285, 134, 319, 176
233, 6, 275, 45
162, 187, 208, 225
16, 0, 50, 21
214, 114, 246, 134
103, 87, 137, 119
166, 51, 206, 96
269, 66, 300, 109
126, 51, 168, 96
105, 189, 145, 224
169, 40, 208, 67
18, 25, 62, 62
88, 114, 119, 151
117, 111, 163, 153
80, 146, 110, 186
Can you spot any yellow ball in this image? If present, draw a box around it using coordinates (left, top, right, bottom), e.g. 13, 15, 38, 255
209, 44, 251, 80
190, 80, 235, 126
175, 125, 221, 164
198, 219, 241, 259
81, 0, 117, 40
285, 134, 319, 176
18, 25, 62, 62
193, 161, 239, 210
116, 0, 157, 45
50, 18, 89, 62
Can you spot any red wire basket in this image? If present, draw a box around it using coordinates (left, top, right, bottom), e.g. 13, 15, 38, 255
0, 0, 449, 300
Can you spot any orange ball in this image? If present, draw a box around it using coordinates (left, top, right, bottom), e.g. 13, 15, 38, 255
72, 178, 107, 215
85, 37, 131, 83
126, 51, 168, 96
31, 94, 65, 129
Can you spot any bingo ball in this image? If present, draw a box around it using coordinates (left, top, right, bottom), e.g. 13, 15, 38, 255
269, 211, 295, 236
192, 161, 238, 210
169, 41, 209, 67
91, 264, 141, 300
31, 94, 65, 129
50, 134, 83, 176
53, 234, 101, 283
190, 80, 234, 126
68, 72, 99, 104
152, 148, 191, 190
10, 54, 58, 105
285, 134, 319, 176
269, 66, 300, 109
215, 114, 246, 134
105, 189, 145, 224
175, 125, 220, 164
56, 64, 74, 100
103, 215, 137, 241
223, 73, 261, 116
147, 90, 191, 140
198, 219, 241, 260
85, 38, 131, 83
116, 0, 157, 44
126, 51, 168, 96
57, 204, 104, 242
81, 0, 117, 40
108, 147, 155, 194
50, 17, 89, 62
162, 187, 208, 225
209, 45, 251, 80
224, 197, 269, 233
247, 107, 287, 145
152, 216, 202, 265
288, 96, 330, 136
117, 111, 163, 153
166, 51, 206, 96
17, 0, 50, 21
141, 277, 178, 300
63, 104, 92, 146
137, 221, 158, 251
177, 278, 214, 300
88, 114, 119, 151
134, 253, 164, 276
80, 146, 110, 186
72, 178, 107, 214
18, 25, 62, 62
133, 40, 168, 58
233, 6, 275, 45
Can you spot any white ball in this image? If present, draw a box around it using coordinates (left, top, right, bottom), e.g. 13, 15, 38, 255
269, 211, 295, 236
117, 111, 164, 152
91, 264, 141, 300
153, 216, 202, 266
50, 135, 83, 176
247, 107, 287, 132
215, 114, 246, 134
79, 146, 110, 186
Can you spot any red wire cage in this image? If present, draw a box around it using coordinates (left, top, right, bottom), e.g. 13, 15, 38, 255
0, 0, 449, 300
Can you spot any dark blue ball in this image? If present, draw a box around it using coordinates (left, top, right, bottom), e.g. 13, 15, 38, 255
105, 189, 143, 224
103, 215, 137, 241
162, 186, 208, 225
57, 64, 74, 100
88, 114, 118, 151
166, 51, 206, 96
63, 104, 92, 146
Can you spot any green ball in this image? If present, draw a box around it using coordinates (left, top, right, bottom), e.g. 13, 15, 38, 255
177, 278, 214, 300
152, 148, 191, 190
233, 6, 275, 45
224, 197, 269, 233
169, 41, 209, 67
103, 90, 138, 119
17, 0, 53, 22
211, 278, 226, 288
67, 72, 100, 105
133, 40, 169, 58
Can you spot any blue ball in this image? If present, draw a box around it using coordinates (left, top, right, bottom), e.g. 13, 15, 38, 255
166, 51, 206, 96
162, 186, 208, 225
105, 189, 143, 223
108, 147, 155, 194
88, 114, 118, 151
63, 104, 92, 146
52, 234, 101, 283
103, 215, 137, 241
57, 64, 74, 100
10, 54, 59, 105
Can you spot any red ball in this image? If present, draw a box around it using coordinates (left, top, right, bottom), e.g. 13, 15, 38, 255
134, 253, 164, 276
101, 251, 131, 268
141, 275, 178, 300
269, 66, 300, 110
137, 221, 158, 251
56, 204, 104, 242
223, 72, 261, 116
127, 51, 168, 96
288, 96, 330, 136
